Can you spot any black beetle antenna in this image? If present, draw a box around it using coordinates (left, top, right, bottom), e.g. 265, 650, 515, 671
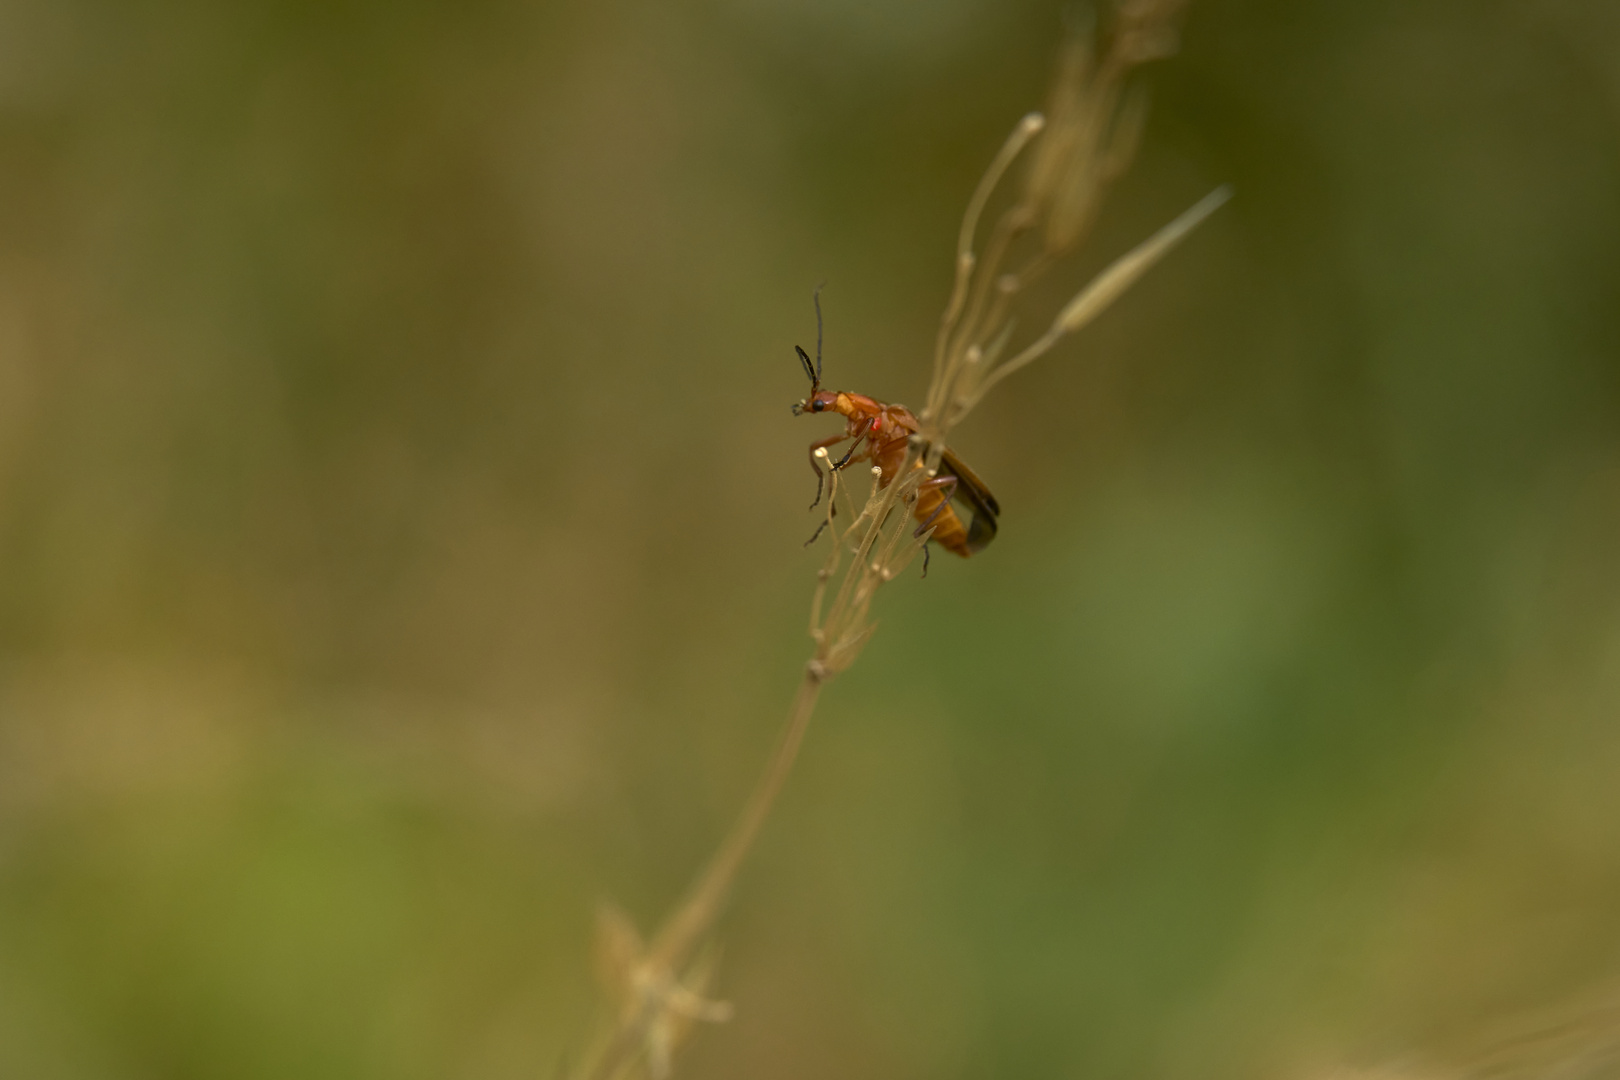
795, 345, 817, 391
812, 283, 825, 382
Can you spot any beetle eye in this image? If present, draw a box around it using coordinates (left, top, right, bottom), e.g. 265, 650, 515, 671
812, 401, 823, 412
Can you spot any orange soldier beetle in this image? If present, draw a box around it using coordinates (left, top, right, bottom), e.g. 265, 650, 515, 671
791, 293, 999, 572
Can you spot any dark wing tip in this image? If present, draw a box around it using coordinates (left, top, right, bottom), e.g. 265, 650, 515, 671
937, 448, 1000, 553
964, 511, 998, 553
939, 449, 1000, 520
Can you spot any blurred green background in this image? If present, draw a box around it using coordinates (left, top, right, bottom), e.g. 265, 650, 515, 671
2, 0, 1620, 1078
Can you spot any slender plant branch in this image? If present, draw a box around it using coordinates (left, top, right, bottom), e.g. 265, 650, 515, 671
644, 668, 824, 976
572, 5, 1224, 1076
580, 670, 824, 1080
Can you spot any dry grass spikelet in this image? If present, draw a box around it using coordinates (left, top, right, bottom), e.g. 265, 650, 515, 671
570, 4, 1228, 1076
923, 0, 1224, 439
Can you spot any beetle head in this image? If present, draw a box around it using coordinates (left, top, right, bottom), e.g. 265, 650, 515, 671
793, 389, 839, 417
790, 287, 831, 415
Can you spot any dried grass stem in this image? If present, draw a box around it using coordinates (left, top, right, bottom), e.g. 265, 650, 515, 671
575, 5, 1225, 1075
644, 669, 825, 976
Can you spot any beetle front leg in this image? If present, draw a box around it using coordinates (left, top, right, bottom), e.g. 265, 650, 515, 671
806, 433, 848, 510
830, 416, 877, 471
803, 515, 833, 548
807, 418, 877, 510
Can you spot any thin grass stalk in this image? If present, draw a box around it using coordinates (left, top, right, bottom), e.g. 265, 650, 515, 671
955, 182, 1230, 416
931, 113, 1046, 397
644, 669, 826, 976
573, 6, 1221, 1075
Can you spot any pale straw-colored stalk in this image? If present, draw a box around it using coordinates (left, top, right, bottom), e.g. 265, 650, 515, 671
572, 4, 1226, 1076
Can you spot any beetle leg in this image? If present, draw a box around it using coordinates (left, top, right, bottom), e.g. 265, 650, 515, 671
870, 433, 911, 487
803, 513, 833, 547
913, 475, 958, 537
806, 433, 848, 510
809, 419, 877, 510
831, 417, 877, 470
912, 475, 959, 579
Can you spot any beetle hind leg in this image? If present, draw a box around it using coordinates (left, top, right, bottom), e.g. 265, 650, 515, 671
912, 476, 958, 538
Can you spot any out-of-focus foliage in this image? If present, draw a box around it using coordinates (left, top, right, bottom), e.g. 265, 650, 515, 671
1, 1, 1619, 1078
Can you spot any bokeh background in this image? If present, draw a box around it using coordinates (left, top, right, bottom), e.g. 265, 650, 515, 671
2, 0, 1620, 1077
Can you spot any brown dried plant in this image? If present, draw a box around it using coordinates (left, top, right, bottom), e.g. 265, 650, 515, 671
572, 5, 1226, 1077
1320, 986, 1620, 1080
